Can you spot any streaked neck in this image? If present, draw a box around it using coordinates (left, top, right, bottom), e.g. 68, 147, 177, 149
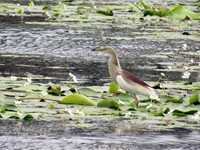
109, 50, 121, 68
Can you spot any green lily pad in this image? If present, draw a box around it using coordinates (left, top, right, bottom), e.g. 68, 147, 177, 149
97, 99, 119, 110
23, 114, 34, 121
138, 1, 200, 20
109, 82, 119, 93
151, 111, 164, 117
61, 94, 95, 106
78, 87, 97, 97
32, 89, 43, 92
172, 109, 198, 117
189, 92, 200, 105
167, 5, 200, 20
168, 97, 184, 103
97, 8, 113, 16
112, 92, 133, 102
1, 104, 17, 111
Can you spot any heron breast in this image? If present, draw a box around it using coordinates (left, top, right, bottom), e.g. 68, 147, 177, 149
116, 75, 151, 97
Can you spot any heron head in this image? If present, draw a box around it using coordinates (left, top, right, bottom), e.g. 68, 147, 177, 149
92, 46, 115, 55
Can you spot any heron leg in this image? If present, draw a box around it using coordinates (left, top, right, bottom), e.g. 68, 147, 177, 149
132, 94, 139, 107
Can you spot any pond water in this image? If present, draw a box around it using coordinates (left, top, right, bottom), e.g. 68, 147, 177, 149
1, 134, 200, 149
0, 23, 199, 85
0, 0, 200, 149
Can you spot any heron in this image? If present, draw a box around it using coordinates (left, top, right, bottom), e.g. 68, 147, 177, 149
92, 46, 159, 107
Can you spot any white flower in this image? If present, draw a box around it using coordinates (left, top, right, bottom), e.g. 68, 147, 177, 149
191, 112, 200, 120
45, 11, 51, 18
27, 77, 32, 84
160, 84, 166, 89
190, 59, 194, 64
182, 43, 187, 50
125, 112, 131, 117
182, 71, 191, 79
24, 82, 30, 87
65, 108, 74, 116
184, 66, 188, 70
69, 73, 78, 83
41, 91, 48, 96
10, 76, 17, 81
150, 94, 160, 101
14, 100, 22, 104
75, 110, 85, 117
167, 66, 172, 69
118, 100, 125, 105
146, 104, 153, 109
160, 73, 166, 78
167, 109, 174, 114
17, 111, 23, 116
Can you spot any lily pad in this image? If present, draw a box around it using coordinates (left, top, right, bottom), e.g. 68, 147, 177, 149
109, 82, 119, 93
78, 87, 97, 97
168, 97, 184, 103
167, 5, 200, 20
97, 99, 119, 110
113, 93, 133, 102
172, 109, 198, 117
189, 92, 200, 105
61, 94, 95, 106
23, 114, 34, 121
1, 104, 17, 111
138, 1, 200, 20
97, 8, 113, 16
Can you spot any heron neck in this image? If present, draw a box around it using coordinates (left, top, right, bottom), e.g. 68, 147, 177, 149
110, 51, 121, 68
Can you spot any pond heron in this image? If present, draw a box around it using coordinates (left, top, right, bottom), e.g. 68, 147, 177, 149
92, 46, 159, 107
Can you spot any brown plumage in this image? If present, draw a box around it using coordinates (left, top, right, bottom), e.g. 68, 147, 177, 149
93, 46, 159, 107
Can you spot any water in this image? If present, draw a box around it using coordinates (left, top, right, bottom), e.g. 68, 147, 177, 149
1, 134, 200, 149
0, 1, 200, 149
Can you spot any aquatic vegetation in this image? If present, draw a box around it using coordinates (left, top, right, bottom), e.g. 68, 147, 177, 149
0, 0, 199, 133
135, 0, 200, 20
0, 75, 199, 132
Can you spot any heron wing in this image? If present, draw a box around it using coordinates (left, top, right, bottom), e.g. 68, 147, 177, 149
121, 70, 151, 88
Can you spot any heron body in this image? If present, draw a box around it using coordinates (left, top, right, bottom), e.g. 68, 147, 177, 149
93, 46, 159, 107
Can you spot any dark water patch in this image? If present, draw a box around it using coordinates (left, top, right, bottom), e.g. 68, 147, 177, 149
0, 133, 200, 149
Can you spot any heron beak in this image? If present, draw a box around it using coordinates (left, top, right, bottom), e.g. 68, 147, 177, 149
91, 48, 104, 52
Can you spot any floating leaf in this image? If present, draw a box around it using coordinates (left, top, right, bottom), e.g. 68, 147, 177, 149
1, 104, 17, 111
97, 8, 113, 16
138, 1, 200, 20
167, 5, 200, 20
23, 114, 34, 121
76, 6, 90, 14
140, 0, 169, 17
168, 97, 184, 103
17, 8, 24, 14
78, 88, 97, 97
49, 104, 55, 109
69, 87, 77, 93
28, 1, 35, 7
151, 111, 164, 117
61, 94, 95, 106
113, 92, 133, 102
172, 109, 198, 117
97, 99, 119, 110
9, 115, 20, 119
163, 107, 170, 114
43, 5, 52, 10
189, 92, 200, 105
32, 89, 43, 92
109, 82, 119, 93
